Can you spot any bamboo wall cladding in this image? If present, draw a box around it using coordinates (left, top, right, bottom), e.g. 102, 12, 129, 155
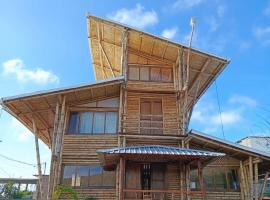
62, 135, 118, 164
124, 92, 180, 135
60, 189, 117, 200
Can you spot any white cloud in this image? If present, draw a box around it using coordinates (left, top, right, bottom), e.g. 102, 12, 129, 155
2, 59, 59, 85
210, 110, 242, 125
161, 27, 178, 39
173, 0, 204, 10
108, 4, 158, 29
229, 95, 257, 107
207, 16, 219, 32
217, 5, 226, 18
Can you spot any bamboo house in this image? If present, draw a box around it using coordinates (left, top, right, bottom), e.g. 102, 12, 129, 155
1, 15, 270, 200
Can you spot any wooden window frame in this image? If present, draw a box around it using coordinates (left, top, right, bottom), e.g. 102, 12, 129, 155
128, 65, 173, 83
66, 109, 118, 135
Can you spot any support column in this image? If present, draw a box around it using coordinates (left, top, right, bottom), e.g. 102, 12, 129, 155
198, 161, 206, 200
186, 164, 190, 200
249, 156, 254, 200
32, 118, 43, 200
119, 157, 126, 200
259, 171, 269, 200
255, 162, 259, 200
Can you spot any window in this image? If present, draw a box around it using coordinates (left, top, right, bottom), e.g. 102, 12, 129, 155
67, 111, 118, 134
128, 66, 173, 82
140, 99, 163, 135
62, 165, 116, 188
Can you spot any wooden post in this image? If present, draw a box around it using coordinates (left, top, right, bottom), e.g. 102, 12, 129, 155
32, 118, 43, 200
186, 164, 191, 200
240, 161, 248, 199
119, 157, 125, 200
198, 161, 206, 200
259, 171, 269, 200
47, 102, 60, 200
255, 162, 259, 200
179, 163, 184, 200
249, 156, 254, 199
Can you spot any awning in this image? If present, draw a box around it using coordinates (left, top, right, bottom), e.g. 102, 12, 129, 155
97, 145, 225, 167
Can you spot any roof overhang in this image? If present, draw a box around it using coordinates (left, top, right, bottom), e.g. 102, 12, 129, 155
189, 130, 270, 161
97, 145, 225, 168
87, 15, 230, 107
1, 76, 124, 147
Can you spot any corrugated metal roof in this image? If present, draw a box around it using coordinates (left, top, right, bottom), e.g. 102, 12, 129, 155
190, 129, 270, 159
97, 145, 225, 157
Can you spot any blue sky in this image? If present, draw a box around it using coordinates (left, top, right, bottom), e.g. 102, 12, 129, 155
0, 0, 270, 178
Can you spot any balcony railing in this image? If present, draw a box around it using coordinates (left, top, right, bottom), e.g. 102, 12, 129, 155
123, 189, 203, 200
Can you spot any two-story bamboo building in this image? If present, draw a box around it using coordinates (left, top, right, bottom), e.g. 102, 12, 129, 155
1, 15, 270, 200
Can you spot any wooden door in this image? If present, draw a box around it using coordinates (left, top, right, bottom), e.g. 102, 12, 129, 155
151, 164, 166, 199
125, 164, 141, 199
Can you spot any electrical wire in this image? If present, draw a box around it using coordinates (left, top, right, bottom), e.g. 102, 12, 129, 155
214, 80, 225, 139
0, 153, 36, 167
0, 166, 11, 177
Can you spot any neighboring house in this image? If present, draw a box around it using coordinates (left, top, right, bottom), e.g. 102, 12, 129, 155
238, 136, 270, 153
1, 15, 270, 200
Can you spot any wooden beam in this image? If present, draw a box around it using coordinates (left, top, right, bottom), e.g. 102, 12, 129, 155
96, 21, 106, 79
188, 58, 211, 92
99, 42, 116, 77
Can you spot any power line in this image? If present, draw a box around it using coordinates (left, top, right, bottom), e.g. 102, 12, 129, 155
214, 80, 225, 139
0, 166, 11, 177
0, 153, 38, 167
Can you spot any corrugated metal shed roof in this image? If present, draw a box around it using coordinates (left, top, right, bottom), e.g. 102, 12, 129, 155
97, 145, 225, 157
190, 129, 270, 159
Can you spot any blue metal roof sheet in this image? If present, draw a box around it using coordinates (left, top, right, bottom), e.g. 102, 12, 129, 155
97, 145, 225, 157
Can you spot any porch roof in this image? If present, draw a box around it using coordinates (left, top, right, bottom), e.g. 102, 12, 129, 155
97, 145, 225, 167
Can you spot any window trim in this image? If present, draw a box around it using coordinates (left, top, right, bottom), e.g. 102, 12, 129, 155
66, 110, 118, 135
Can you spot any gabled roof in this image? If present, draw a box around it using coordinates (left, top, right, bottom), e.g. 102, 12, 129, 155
1, 76, 124, 146
189, 130, 270, 160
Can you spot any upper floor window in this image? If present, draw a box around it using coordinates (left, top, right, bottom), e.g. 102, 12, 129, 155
128, 65, 173, 82
62, 165, 115, 188
68, 111, 118, 135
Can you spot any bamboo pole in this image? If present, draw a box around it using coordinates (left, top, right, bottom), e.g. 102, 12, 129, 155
255, 162, 259, 200
238, 167, 245, 200
32, 118, 43, 200
249, 156, 254, 199
186, 164, 190, 200
240, 161, 248, 199
119, 157, 125, 200
259, 171, 269, 200
52, 96, 66, 190
47, 101, 60, 200
198, 161, 206, 200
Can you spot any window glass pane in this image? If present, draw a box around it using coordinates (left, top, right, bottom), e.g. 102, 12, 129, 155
103, 170, 116, 187
227, 169, 239, 190
129, 67, 139, 80
76, 166, 90, 188
63, 166, 76, 186
97, 98, 119, 108
140, 67, 149, 81
89, 166, 102, 186
80, 112, 93, 134
93, 112, 105, 134
161, 68, 172, 82
105, 112, 117, 134
204, 167, 215, 190
68, 112, 79, 134
150, 68, 161, 81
